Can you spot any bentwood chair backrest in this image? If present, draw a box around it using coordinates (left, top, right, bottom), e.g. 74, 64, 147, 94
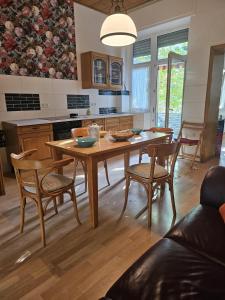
145, 142, 180, 180
178, 121, 204, 140
71, 127, 89, 138
11, 149, 45, 196
148, 127, 173, 142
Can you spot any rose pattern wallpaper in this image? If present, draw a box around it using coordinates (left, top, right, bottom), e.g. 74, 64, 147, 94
0, 0, 77, 80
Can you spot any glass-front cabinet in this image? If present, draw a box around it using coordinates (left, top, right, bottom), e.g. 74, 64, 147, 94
92, 54, 108, 88
81, 51, 123, 90
109, 57, 123, 88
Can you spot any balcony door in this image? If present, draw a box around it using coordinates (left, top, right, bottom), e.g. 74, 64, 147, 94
157, 52, 186, 137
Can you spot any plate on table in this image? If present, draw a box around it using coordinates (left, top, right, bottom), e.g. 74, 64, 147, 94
111, 130, 134, 141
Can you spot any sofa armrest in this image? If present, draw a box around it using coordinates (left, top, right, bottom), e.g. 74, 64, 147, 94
200, 166, 225, 208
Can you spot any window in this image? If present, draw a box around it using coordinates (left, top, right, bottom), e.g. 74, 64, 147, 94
157, 29, 189, 60
131, 66, 150, 112
131, 39, 151, 112
133, 38, 151, 64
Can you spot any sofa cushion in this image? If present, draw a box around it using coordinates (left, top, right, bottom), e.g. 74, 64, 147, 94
200, 166, 225, 208
104, 238, 225, 300
165, 205, 225, 266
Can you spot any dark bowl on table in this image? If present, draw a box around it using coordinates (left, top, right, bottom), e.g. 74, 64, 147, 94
76, 137, 96, 147
131, 128, 143, 135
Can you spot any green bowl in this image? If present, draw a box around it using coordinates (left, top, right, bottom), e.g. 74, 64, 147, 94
131, 128, 143, 135
76, 137, 96, 147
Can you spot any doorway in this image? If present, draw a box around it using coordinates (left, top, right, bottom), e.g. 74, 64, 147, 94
157, 52, 186, 137
203, 44, 225, 162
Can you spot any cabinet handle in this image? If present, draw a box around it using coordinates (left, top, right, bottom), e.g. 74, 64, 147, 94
31, 126, 39, 130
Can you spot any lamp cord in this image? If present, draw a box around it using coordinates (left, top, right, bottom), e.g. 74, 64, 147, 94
110, 0, 127, 14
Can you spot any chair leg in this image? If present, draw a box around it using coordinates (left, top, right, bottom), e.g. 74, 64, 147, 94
53, 197, 58, 215
168, 179, 176, 217
81, 161, 87, 193
37, 201, 46, 247
147, 184, 153, 228
20, 196, 26, 233
103, 160, 110, 186
191, 142, 200, 169
71, 186, 81, 225
119, 175, 130, 218
72, 159, 79, 182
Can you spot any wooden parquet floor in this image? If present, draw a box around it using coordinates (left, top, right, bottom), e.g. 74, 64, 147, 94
0, 152, 221, 300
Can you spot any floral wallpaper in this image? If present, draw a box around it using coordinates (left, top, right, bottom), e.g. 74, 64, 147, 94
0, 0, 77, 80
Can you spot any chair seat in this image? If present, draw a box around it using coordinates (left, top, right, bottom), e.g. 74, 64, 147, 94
180, 137, 199, 145
127, 163, 168, 179
25, 174, 73, 194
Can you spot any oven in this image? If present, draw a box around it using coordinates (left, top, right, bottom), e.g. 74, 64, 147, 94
52, 120, 82, 140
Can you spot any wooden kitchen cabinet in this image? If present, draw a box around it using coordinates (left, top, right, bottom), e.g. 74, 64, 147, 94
2, 123, 53, 168
119, 116, 133, 130
109, 56, 123, 89
82, 118, 105, 129
105, 118, 120, 131
81, 51, 123, 90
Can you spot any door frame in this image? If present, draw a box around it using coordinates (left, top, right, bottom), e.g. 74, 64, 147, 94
202, 43, 225, 161
165, 51, 187, 128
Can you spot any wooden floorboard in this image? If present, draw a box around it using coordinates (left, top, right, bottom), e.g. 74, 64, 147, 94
0, 151, 222, 300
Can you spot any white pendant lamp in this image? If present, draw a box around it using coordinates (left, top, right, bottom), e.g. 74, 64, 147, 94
100, 0, 137, 47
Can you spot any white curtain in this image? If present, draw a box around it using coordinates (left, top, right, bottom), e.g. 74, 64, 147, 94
131, 66, 150, 112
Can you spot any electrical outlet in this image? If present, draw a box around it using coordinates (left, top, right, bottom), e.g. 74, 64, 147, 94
41, 103, 49, 109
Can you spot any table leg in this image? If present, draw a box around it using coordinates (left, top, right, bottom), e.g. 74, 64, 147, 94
86, 157, 98, 228
52, 148, 64, 204
124, 151, 130, 176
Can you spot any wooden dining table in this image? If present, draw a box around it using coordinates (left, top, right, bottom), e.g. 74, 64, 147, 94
46, 131, 167, 228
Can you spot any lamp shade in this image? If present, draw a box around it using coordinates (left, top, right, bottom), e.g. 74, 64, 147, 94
100, 13, 137, 47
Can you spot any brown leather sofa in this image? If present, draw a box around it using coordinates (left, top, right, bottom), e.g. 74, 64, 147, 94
101, 166, 225, 300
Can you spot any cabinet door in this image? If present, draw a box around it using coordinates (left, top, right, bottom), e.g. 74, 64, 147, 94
119, 116, 133, 130
92, 54, 108, 88
19, 131, 53, 160
109, 57, 123, 90
105, 118, 120, 131
82, 118, 105, 130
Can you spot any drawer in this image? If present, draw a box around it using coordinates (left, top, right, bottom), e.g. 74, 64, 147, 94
106, 124, 120, 131
120, 116, 133, 122
105, 117, 120, 125
82, 119, 105, 128
93, 119, 105, 125
17, 124, 52, 134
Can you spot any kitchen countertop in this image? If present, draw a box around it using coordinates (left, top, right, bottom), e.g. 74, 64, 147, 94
3, 113, 134, 126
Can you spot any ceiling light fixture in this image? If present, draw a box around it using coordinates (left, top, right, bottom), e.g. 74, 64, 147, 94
100, 0, 137, 47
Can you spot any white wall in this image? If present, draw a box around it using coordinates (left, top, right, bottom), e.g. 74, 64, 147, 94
0, 3, 122, 171
0, 3, 121, 124
127, 0, 225, 128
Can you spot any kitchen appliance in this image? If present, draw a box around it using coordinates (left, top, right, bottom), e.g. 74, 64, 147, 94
52, 120, 82, 140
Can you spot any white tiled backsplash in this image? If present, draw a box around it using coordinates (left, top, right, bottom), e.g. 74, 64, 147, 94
0, 75, 122, 123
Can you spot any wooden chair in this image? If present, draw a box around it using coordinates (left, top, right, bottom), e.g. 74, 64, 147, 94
11, 149, 81, 247
139, 127, 173, 166
71, 127, 110, 192
177, 121, 204, 169
120, 141, 180, 228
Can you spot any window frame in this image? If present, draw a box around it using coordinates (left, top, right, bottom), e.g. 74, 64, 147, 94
129, 23, 190, 124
